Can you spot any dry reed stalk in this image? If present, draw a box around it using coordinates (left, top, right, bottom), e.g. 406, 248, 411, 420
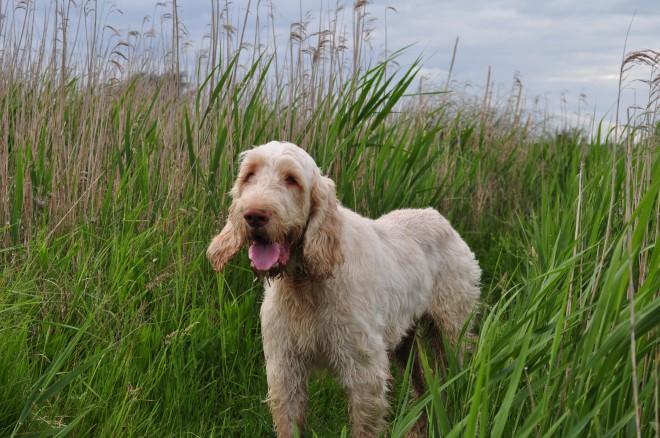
624, 111, 642, 438
0, 0, 387, 243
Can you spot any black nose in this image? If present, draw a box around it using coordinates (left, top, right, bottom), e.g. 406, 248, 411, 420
243, 208, 271, 228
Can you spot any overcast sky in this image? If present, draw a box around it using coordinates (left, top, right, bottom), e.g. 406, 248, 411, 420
86, 0, 660, 129
10, 0, 660, 129
372, 0, 659, 128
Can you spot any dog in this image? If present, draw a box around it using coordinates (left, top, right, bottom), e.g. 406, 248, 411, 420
207, 141, 481, 437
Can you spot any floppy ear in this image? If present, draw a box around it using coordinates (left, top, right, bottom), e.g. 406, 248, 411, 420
207, 219, 243, 272
303, 174, 343, 280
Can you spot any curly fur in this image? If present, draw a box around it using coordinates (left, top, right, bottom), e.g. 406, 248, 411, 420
207, 141, 481, 437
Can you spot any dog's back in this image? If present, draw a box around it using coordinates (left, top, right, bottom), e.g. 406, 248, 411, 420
376, 207, 481, 342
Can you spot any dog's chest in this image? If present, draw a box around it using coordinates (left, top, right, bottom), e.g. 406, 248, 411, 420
262, 280, 357, 360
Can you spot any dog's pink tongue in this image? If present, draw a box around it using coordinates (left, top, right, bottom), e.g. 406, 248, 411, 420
249, 242, 280, 271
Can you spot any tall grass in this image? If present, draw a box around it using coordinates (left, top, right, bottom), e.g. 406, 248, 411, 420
1, 1, 658, 437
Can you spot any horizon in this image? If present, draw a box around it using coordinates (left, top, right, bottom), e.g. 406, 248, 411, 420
1, 0, 657, 134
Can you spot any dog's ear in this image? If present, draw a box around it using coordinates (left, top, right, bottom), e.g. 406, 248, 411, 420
303, 174, 343, 280
207, 218, 243, 272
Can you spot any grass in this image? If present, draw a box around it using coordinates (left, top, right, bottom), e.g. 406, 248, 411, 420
1, 1, 658, 436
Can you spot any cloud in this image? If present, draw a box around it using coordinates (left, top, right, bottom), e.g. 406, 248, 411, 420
366, 0, 660, 124
21, 0, 657, 126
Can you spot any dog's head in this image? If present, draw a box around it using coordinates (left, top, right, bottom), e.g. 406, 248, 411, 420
207, 141, 343, 280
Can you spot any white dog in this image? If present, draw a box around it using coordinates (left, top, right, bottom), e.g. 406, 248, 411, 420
207, 141, 480, 437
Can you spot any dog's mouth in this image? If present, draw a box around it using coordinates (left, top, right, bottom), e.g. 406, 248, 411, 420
248, 237, 290, 273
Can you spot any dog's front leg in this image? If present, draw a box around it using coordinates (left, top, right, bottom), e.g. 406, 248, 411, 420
337, 350, 390, 438
348, 374, 389, 437
264, 349, 309, 438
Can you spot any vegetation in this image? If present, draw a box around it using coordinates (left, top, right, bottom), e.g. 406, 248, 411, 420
1, 1, 658, 436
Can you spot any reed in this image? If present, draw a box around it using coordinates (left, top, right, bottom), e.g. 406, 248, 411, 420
1, 1, 657, 437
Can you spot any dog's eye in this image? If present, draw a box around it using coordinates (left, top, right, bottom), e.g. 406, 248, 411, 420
245, 172, 255, 182
284, 175, 298, 186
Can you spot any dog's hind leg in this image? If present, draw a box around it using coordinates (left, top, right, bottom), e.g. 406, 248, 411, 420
423, 315, 451, 373
392, 326, 430, 437
393, 326, 426, 398
428, 284, 477, 369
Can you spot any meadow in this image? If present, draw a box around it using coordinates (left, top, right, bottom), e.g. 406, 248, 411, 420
1, 2, 658, 437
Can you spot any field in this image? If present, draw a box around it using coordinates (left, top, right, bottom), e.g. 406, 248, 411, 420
1, 2, 658, 437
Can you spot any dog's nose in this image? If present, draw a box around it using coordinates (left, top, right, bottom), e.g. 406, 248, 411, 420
243, 208, 271, 228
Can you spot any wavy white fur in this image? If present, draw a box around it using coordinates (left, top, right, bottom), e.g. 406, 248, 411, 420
207, 141, 481, 437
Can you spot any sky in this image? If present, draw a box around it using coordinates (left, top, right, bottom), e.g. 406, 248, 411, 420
112, 0, 658, 130
16, 0, 659, 130
371, 0, 660, 128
